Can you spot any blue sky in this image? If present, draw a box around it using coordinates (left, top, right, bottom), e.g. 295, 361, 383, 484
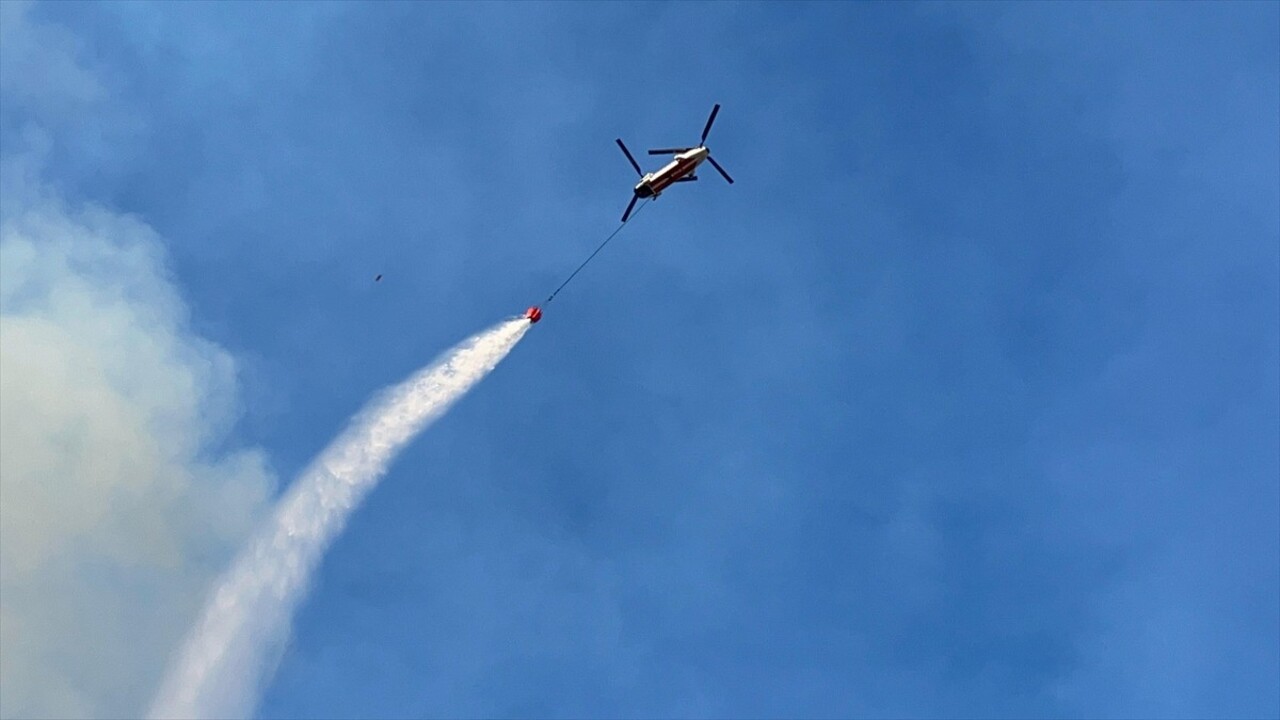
2, 2, 1277, 718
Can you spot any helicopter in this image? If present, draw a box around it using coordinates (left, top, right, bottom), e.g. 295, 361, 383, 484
615, 104, 734, 222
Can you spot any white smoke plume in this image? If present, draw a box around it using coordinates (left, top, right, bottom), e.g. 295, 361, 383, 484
0, 6, 277, 718
0, 196, 276, 719
150, 318, 532, 719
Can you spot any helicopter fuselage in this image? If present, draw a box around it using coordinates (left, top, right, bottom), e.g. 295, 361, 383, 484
634, 147, 709, 198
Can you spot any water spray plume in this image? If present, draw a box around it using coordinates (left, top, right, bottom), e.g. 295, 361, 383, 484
150, 316, 533, 719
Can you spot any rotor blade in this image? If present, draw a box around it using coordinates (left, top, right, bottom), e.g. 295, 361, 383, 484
621, 193, 639, 222
616, 139, 643, 177
706, 155, 734, 184
700, 104, 721, 144
648, 147, 693, 155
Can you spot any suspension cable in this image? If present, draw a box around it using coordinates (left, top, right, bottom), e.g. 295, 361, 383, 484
544, 199, 651, 305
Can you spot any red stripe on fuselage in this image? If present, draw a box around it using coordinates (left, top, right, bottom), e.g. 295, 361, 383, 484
645, 156, 701, 194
